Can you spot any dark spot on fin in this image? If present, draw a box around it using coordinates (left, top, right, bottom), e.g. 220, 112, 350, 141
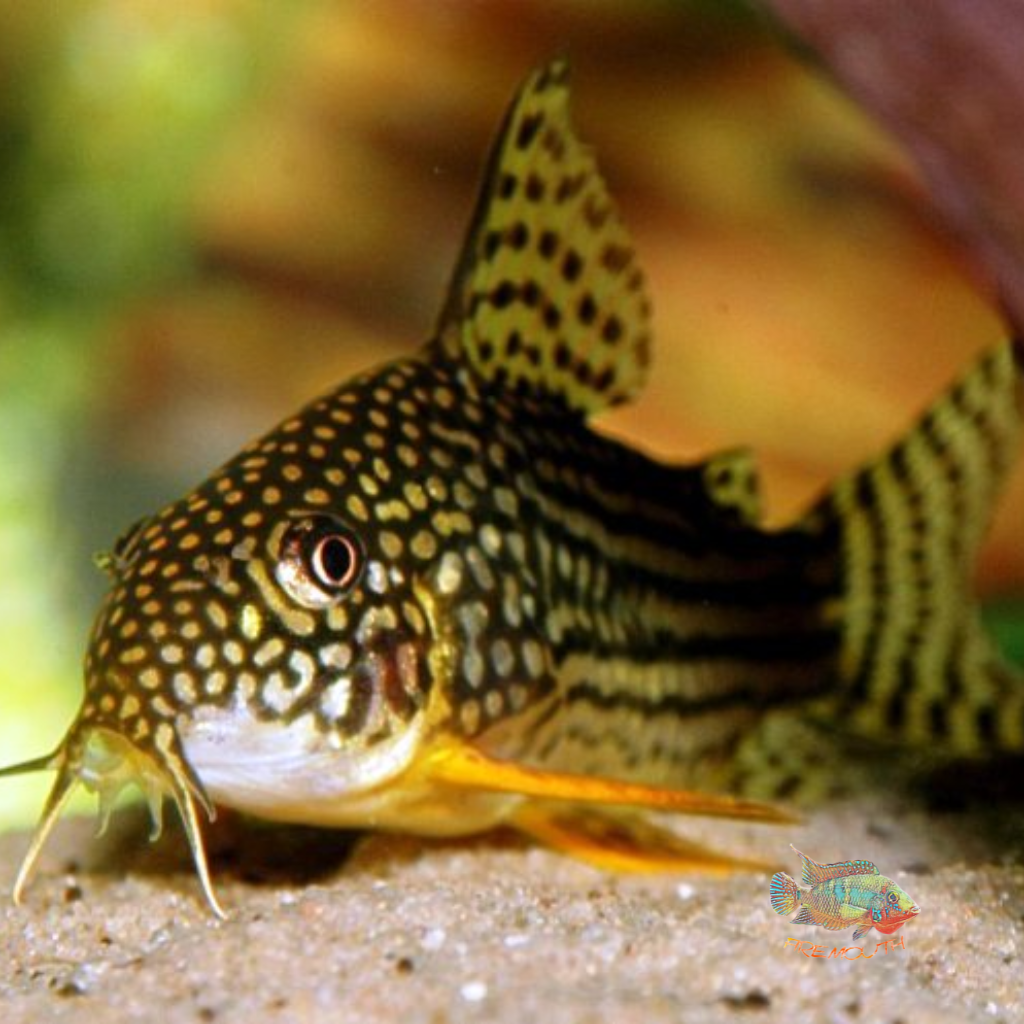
431, 59, 651, 418
1012, 335, 1024, 374
517, 114, 543, 150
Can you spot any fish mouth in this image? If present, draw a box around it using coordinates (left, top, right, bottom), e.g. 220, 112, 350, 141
908, 904, 921, 917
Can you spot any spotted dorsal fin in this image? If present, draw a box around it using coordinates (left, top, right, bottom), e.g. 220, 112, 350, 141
434, 60, 651, 416
793, 845, 879, 886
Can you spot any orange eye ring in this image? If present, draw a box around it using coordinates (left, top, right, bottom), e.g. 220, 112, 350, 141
278, 514, 364, 603
309, 532, 360, 590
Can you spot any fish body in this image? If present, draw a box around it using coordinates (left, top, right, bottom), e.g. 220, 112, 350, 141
4, 61, 1023, 916
770, 845, 920, 941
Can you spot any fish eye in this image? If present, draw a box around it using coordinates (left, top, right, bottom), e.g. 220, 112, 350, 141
276, 513, 364, 607
887, 890, 900, 905
309, 531, 359, 590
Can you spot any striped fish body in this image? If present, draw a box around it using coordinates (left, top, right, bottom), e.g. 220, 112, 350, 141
4, 61, 1023, 916
443, 385, 842, 790
770, 846, 920, 941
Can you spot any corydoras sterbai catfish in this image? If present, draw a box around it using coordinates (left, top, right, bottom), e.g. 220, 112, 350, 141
4, 61, 1023, 916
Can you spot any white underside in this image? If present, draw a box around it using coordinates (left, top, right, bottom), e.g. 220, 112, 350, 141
179, 702, 428, 827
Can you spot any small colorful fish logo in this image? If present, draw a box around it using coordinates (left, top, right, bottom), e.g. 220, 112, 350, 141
770, 845, 920, 942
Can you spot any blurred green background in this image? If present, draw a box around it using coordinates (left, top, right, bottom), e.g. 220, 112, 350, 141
1, 0, 1021, 831
0, 0, 303, 823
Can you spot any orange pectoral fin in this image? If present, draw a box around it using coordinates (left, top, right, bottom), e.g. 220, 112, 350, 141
511, 804, 785, 874
423, 745, 799, 825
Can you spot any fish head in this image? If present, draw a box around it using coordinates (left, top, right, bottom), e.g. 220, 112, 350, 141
80, 362, 458, 806
874, 880, 921, 926
8, 357, 546, 914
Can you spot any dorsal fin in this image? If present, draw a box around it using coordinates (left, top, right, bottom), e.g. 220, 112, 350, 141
434, 60, 651, 416
794, 846, 879, 886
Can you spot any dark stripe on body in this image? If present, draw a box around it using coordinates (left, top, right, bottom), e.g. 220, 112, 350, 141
554, 625, 839, 670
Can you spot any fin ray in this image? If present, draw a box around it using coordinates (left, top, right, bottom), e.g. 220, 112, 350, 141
424, 744, 798, 824
513, 804, 781, 874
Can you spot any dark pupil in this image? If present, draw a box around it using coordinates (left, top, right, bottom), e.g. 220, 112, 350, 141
316, 535, 353, 585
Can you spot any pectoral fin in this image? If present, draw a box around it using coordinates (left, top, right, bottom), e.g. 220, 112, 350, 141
424, 745, 798, 824
511, 804, 782, 874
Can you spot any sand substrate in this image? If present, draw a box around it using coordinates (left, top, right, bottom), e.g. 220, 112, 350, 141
0, 789, 1022, 1024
